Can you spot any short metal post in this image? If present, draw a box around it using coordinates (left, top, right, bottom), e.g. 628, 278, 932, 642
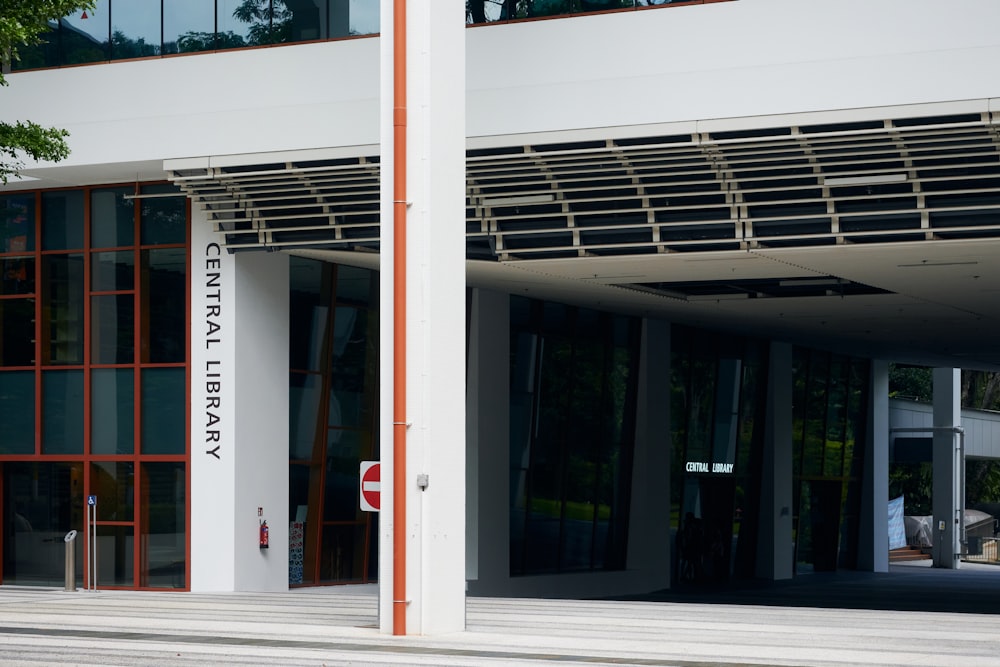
64, 530, 78, 592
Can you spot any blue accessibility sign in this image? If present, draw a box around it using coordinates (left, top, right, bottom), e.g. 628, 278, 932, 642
88, 495, 97, 506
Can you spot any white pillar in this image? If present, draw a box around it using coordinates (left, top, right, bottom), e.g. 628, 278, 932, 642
231, 251, 289, 591
858, 360, 889, 572
757, 341, 793, 580
932, 368, 961, 569
466, 289, 510, 593
190, 213, 290, 592
625, 318, 671, 589
379, 0, 466, 635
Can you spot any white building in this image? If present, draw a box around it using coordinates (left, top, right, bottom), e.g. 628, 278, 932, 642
2, 0, 998, 635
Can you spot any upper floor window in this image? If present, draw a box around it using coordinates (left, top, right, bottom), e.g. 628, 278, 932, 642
10, 0, 381, 71
467, 0, 720, 24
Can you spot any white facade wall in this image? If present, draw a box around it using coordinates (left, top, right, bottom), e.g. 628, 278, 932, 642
890, 398, 1000, 460
1, 39, 380, 173
4, 0, 998, 597
2, 0, 1000, 181
190, 211, 290, 592
467, 0, 1000, 142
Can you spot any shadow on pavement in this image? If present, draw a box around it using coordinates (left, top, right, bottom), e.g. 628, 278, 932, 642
614, 562, 1000, 615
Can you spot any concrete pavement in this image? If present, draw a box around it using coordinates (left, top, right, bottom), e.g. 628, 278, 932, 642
1, 564, 999, 666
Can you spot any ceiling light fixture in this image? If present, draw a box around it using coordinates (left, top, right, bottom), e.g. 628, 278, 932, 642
897, 261, 979, 268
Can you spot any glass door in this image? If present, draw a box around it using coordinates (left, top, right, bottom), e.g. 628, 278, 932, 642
2, 462, 84, 586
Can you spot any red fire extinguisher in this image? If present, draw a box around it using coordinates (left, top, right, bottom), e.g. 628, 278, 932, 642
259, 520, 269, 549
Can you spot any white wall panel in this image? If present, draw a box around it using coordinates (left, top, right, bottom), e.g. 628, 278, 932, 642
466, 0, 1000, 139
4, 0, 1000, 181
2, 40, 380, 170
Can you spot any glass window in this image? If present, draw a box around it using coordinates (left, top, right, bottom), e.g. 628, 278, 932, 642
287, 0, 321, 41
92, 461, 134, 522
140, 462, 186, 587
348, 0, 380, 36
41, 254, 85, 365
91, 187, 134, 248
2, 462, 85, 586
802, 353, 830, 477
824, 357, 847, 477
92, 368, 134, 454
330, 307, 372, 429
324, 429, 364, 521
290, 372, 322, 460
336, 264, 373, 305
290, 257, 329, 372
43, 370, 84, 454
140, 184, 187, 245
510, 297, 637, 575
164, 0, 218, 53
60, 0, 111, 65
219, 0, 267, 46
0, 371, 35, 454
1, 194, 35, 253
319, 524, 368, 582
141, 368, 185, 454
111, 0, 161, 60
92, 251, 135, 292
1, 257, 34, 295
92, 294, 135, 364
0, 300, 35, 367
95, 525, 135, 587
141, 248, 186, 363
42, 190, 84, 250
10, 20, 59, 71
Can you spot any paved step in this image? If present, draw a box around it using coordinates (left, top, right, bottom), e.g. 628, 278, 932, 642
889, 546, 931, 562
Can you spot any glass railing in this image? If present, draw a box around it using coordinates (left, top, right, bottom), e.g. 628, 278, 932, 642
9, 0, 721, 72
11, 0, 381, 71
466, 0, 714, 24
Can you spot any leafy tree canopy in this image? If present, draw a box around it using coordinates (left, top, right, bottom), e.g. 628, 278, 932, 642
0, 0, 95, 183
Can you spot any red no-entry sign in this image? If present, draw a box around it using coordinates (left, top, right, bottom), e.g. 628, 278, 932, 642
360, 461, 380, 512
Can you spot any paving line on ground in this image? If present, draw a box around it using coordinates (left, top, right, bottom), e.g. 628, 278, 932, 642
0, 625, 813, 667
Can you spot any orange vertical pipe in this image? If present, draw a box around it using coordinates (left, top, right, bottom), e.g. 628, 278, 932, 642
392, 0, 408, 637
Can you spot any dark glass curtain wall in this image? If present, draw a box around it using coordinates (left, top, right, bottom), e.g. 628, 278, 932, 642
670, 327, 767, 584
791, 348, 869, 573
509, 296, 640, 576
671, 330, 871, 583
288, 258, 379, 586
0, 185, 189, 589
11, 0, 380, 71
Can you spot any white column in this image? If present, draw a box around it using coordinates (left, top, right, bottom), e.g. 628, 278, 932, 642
190, 214, 290, 592
932, 368, 961, 569
858, 360, 889, 572
379, 0, 466, 635
190, 214, 236, 591
466, 289, 510, 593
625, 318, 671, 589
231, 251, 289, 591
757, 341, 793, 580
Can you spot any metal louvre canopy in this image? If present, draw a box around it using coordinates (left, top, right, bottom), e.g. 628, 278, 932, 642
169, 112, 1000, 258
170, 156, 383, 252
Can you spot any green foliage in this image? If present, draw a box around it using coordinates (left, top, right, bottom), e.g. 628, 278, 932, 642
889, 462, 932, 515
0, 0, 94, 183
233, 0, 293, 45
0, 121, 70, 184
888, 364, 932, 402
173, 31, 248, 54
966, 459, 1000, 504
962, 370, 1000, 410
0, 0, 95, 84
110, 29, 157, 60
